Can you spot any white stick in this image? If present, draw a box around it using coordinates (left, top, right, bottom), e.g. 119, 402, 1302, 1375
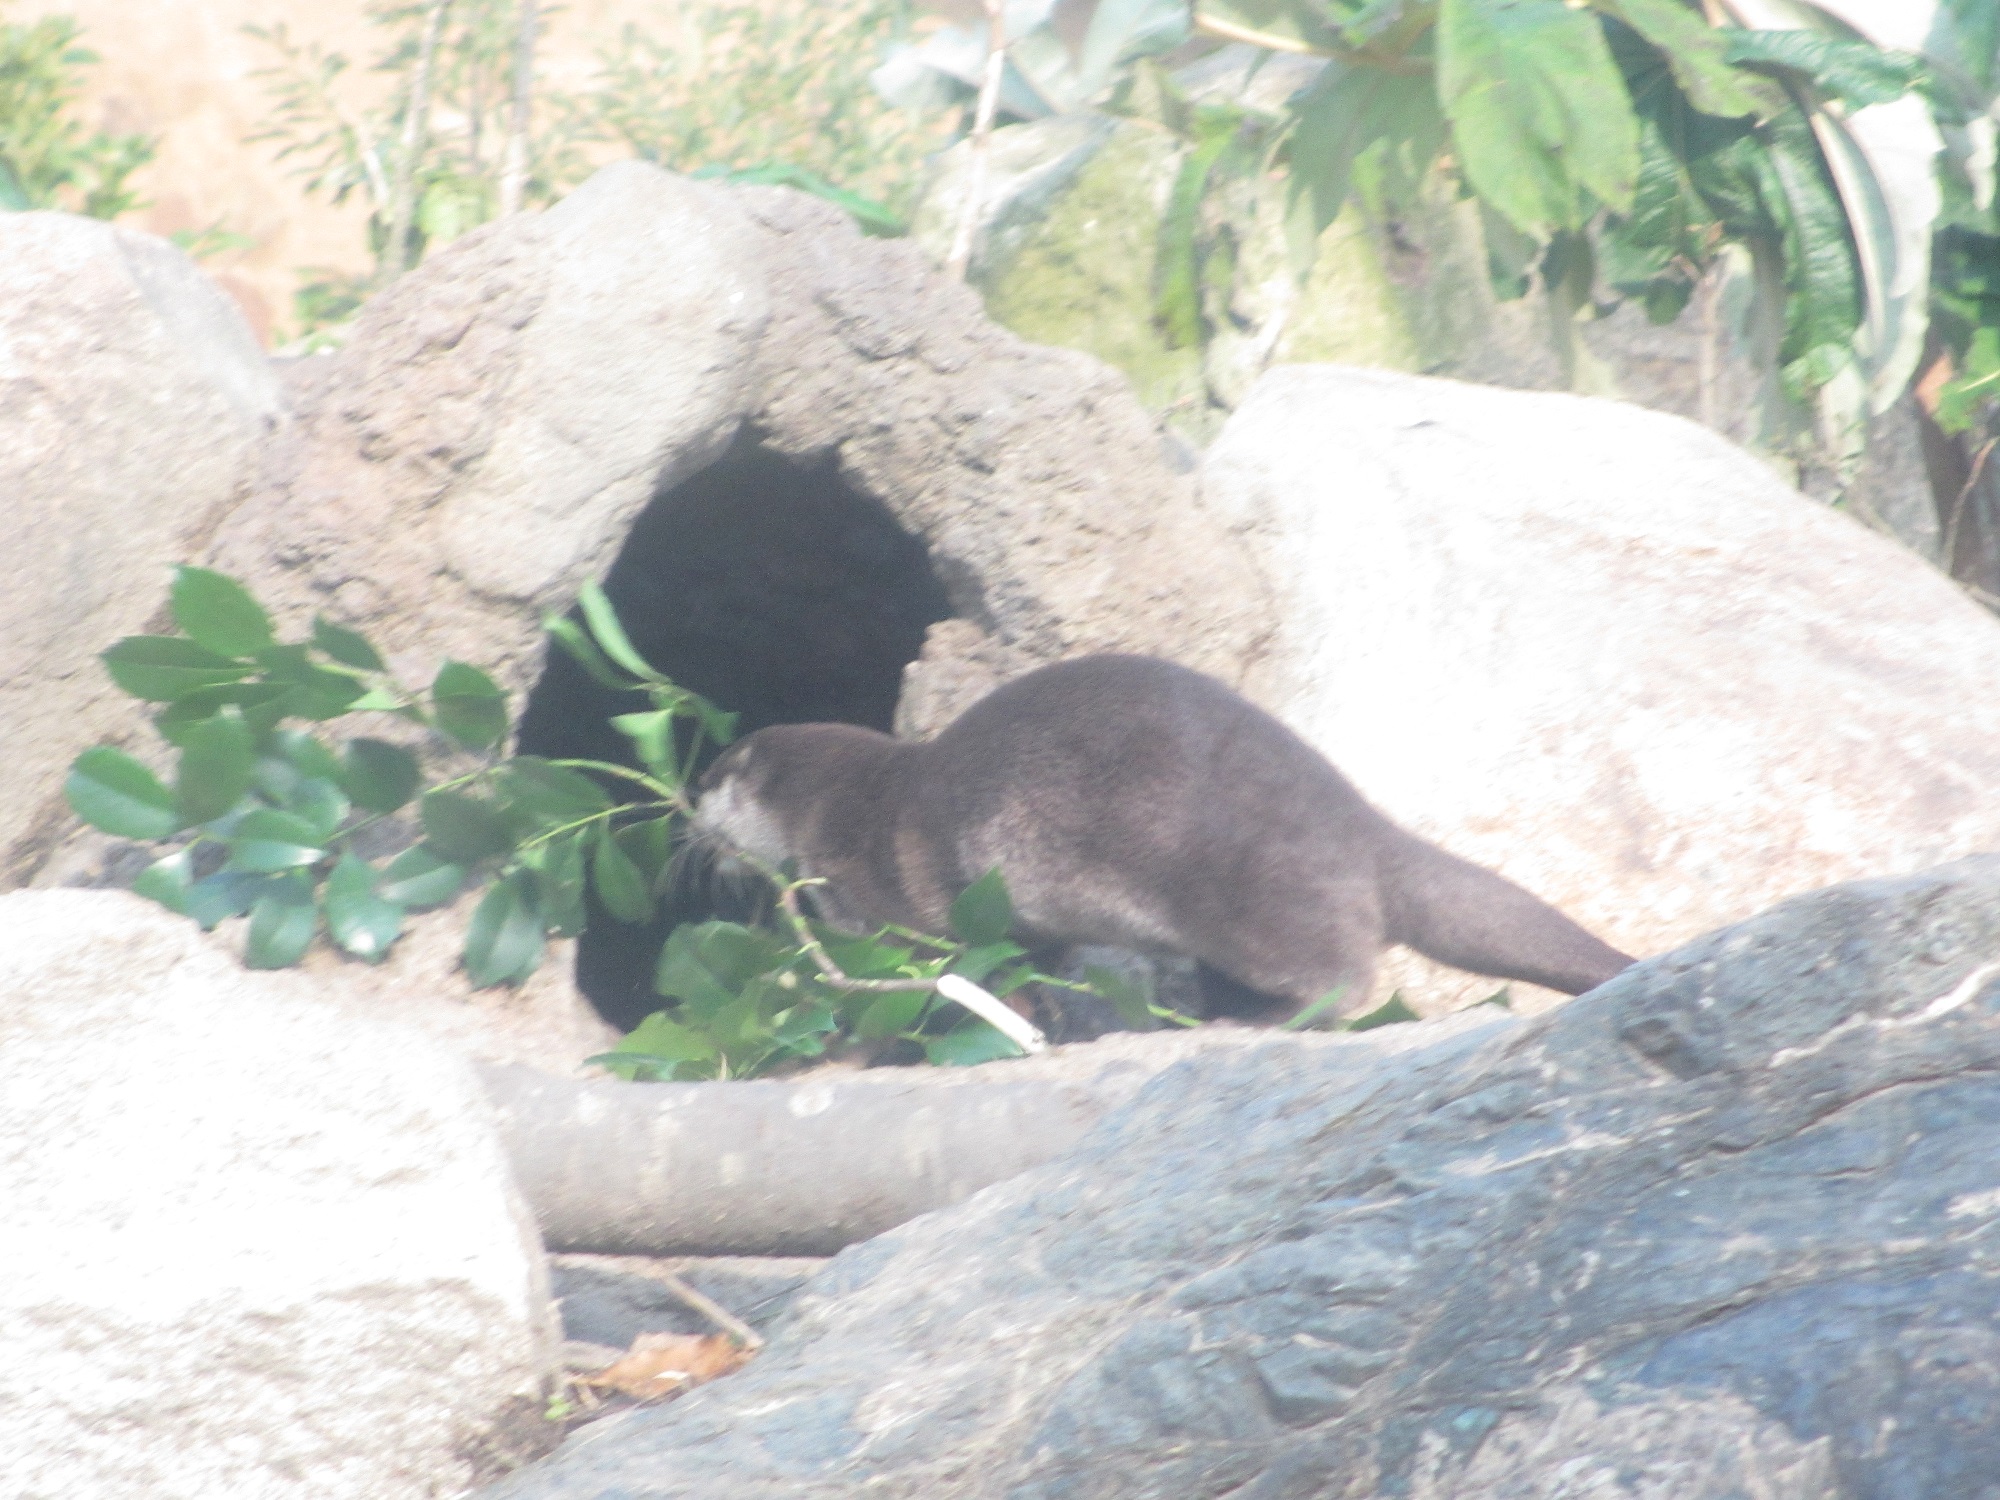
935, 973, 1047, 1055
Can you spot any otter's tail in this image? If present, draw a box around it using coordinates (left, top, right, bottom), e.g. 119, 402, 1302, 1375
1378, 834, 1634, 996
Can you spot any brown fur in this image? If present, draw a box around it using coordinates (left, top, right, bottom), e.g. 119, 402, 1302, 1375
695, 655, 1635, 1020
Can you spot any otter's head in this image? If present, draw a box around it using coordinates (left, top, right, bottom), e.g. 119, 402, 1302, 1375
691, 731, 798, 868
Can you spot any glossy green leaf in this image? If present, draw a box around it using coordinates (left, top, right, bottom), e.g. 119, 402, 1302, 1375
184, 870, 262, 929
544, 612, 640, 692
954, 939, 1028, 984
1284, 62, 1444, 255
854, 987, 932, 1040
270, 728, 342, 781
341, 738, 420, 814
577, 581, 666, 683
66, 747, 178, 839
1282, 985, 1352, 1030
101, 636, 250, 702
324, 853, 404, 961
922, 1016, 1021, 1067
432, 660, 508, 751
1723, 28, 1923, 109
531, 830, 588, 938
592, 826, 653, 923
376, 843, 465, 907
1083, 963, 1156, 1030
614, 816, 678, 888
419, 789, 514, 864
245, 871, 317, 968
256, 645, 366, 720
653, 920, 792, 1012
173, 711, 256, 827
287, 776, 350, 843
131, 846, 197, 914
590, 1010, 720, 1080
1341, 992, 1422, 1032
310, 615, 386, 671
949, 867, 1014, 947
1437, 0, 1639, 235
224, 808, 327, 872
153, 683, 292, 747
169, 566, 272, 657
1589, 0, 1769, 119
610, 710, 677, 774
463, 870, 545, 986
504, 757, 613, 825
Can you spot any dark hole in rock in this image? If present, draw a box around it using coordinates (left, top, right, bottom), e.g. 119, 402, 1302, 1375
516, 430, 953, 1031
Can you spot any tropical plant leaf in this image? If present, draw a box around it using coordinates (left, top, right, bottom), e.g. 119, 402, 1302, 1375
1436, 0, 1640, 235
1285, 59, 1445, 272
1724, 28, 1924, 109
1590, 0, 1772, 119
169, 566, 273, 658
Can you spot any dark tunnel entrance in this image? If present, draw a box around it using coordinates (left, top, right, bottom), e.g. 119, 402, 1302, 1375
516, 430, 954, 1030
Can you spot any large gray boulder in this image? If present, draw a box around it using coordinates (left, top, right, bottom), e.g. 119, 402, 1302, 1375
1213, 364, 2000, 1012
0, 212, 281, 886
483, 855, 2000, 1499
0, 890, 559, 1499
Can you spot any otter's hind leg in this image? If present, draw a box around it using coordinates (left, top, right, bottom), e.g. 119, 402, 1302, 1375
1194, 879, 1384, 1028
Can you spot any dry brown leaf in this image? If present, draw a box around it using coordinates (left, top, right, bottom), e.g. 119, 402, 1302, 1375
578, 1332, 754, 1403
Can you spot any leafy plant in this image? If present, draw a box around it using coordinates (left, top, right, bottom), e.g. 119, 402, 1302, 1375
65, 568, 1134, 1074
0, 8, 153, 217
565, 0, 944, 228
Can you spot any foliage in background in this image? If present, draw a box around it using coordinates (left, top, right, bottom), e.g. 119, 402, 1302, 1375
0, 7, 152, 217
63, 568, 1110, 1078
247, 0, 943, 340
886, 0, 1999, 530
247, 0, 580, 341
571, 0, 946, 225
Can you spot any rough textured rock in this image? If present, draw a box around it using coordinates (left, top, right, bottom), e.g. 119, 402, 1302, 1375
1211, 364, 2000, 1012
0, 890, 559, 1500
0, 212, 282, 885
185, 158, 1266, 721
480, 856, 2000, 1499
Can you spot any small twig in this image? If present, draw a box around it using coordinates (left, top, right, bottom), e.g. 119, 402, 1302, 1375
498, 0, 538, 215
771, 879, 1046, 1054
945, 0, 1007, 281
655, 1270, 765, 1351
775, 879, 933, 993
383, 0, 452, 280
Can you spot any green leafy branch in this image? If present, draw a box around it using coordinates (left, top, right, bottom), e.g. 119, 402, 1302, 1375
64, 568, 1149, 1076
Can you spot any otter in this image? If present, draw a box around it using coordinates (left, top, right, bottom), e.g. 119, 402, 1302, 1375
693, 654, 1634, 1022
